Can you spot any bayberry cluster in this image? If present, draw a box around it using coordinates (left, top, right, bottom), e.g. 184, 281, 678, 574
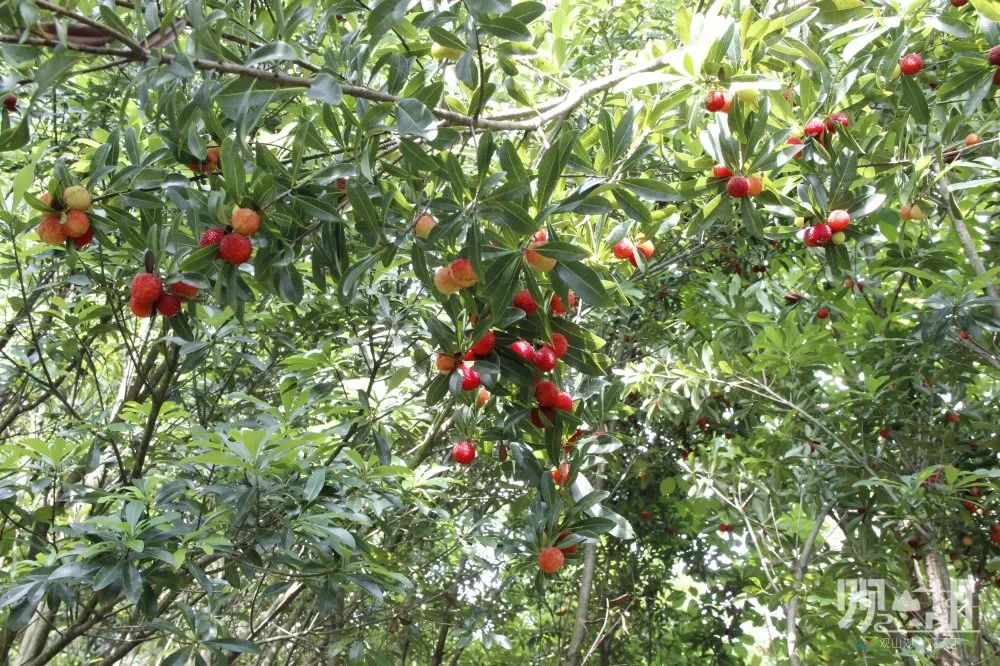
129, 272, 189, 319
434, 257, 478, 294
35, 186, 95, 248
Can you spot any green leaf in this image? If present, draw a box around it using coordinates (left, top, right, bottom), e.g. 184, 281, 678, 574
395, 98, 438, 141
535, 241, 590, 261
536, 131, 578, 210
486, 254, 523, 318
308, 73, 344, 105
554, 261, 612, 307
245, 42, 299, 66
900, 76, 930, 124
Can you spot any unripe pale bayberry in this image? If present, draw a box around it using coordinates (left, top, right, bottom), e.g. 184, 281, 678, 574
726, 176, 749, 198
804, 119, 825, 136
414, 214, 436, 238
538, 546, 564, 573
156, 293, 181, 317
231, 207, 260, 235
551, 463, 570, 486
827, 210, 850, 232
200, 227, 226, 247
131, 273, 163, 305
460, 365, 481, 391
510, 340, 535, 360
551, 333, 568, 358
536, 380, 559, 407
532, 345, 557, 372
37, 216, 66, 245
434, 266, 461, 294
219, 233, 253, 264
470, 330, 495, 356
513, 289, 537, 314
129, 295, 154, 318
449, 258, 477, 288
169, 281, 199, 299
476, 387, 490, 408
900, 53, 923, 75
62, 186, 92, 211
452, 440, 476, 464
712, 165, 732, 178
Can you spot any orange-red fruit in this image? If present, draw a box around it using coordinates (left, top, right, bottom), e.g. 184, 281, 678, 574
37, 216, 66, 245
900, 53, 923, 75
640, 510, 650, 519
726, 176, 749, 198
958, 330, 970, 340
879, 428, 891, 439
513, 289, 538, 314
551, 333, 568, 358
231, 207, 260, 236
414, 214, 436, 238
825, 112, 850, 132
510, 340, 535, 360
946, 411, 959, 423
612, 238, 635, 260
449, 258, 477, 288
746, 176, 764, 198
532, 345, 558, 372
199, 227, 226, 247
530, 406, 555, 428
129, 296, 154, 318
460, 365, 481, 391
436, 353, 457, 373
804, 119, 825, 136
538, 546, 564, 574
156, 293, 181, 317
551, 463, 570, 486
551, 392, 573, 412
169, 281, 199, 299
704, 91, 726, 112
787, 136, 804, 158
633, 240, 655, 265
62, 210, 90, 238
476, 387, 490, 408
712, 165, 733, 178
463, 349, 476, 361
470, 330, 495, 357
452, 440, 476, 465
72, 228, 95, 249
551, 291, 576, 315
131, 273, 164, 305
433, 266, 461, 294
817, 307, 830, 320
965, 133, 980, 146
827, 210, 850, 232
536, 380, 560, 407
805, 223, 832, 247
558, 531, 578, 555
219, 233, 253, 264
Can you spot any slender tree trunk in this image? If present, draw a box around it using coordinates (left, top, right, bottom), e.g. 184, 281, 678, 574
785, 501, 833, 666
923, 547, 966, 666
565, 469, 604, 666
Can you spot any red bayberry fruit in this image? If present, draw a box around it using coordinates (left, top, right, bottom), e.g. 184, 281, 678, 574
879, 428, 891, 439
436, 354, 457, 374
131, 273, 163, 305
633, 240, 655, 265
538, 546, 564, 573
827, 210, 850, 232
987, 45, 1000, 66
804, 119, 825, 136
72, 228, 95, 249
231, 207, 260, 236
951, 0, 967, 6
169, 281, 199, 299
726, 176, 749, 198
460, 365, 481, 391
639, 510, 650, 520
787, 136, 804, 158
551, 291, 576, 315
199, 227, 225, 247
704, 91, 726, 112
470, 330, 495, 356
558, 531, 577, 555
612, 238, 635, 260
533, 345, 558, 372
513, 289, 538, 314
463, 350, 476, 362
712, 165, 733, 178
817, 307, 830, 319
994, 69, 1000, 86
156, 293, 181, 317
219, 233, 253, 264
551, 463, 570, 486
452, 440, 476, 464
551, 392, 573, 412
4, 93, 16, 112
697, 416, 709, 428
806, 223, 833, 247
946, 411, 959, 423
551, 333, 568, 358
510, 339, 535, 361
129, 295, 154, 318
899, 53, 923, 75
536, 380, 560, 406
958, 330, 970, 340
530, 406, 555, 428
825, 112, 850, 132
449, 258, 477, 288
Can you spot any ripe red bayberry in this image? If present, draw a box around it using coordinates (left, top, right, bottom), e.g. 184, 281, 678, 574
131, 273, 163, 305
513, 289, 538, 314
946, 411, 959, 423
899, 53, 923, 75
825, 112, 850, 132
988, 45, 1000, 66
951, 0, 967, 6
712, 165, 733, 178
551, 291, 576, 315
804, 118, 825, 136
219, 233, 253, 264
199, 227, 226, 247
551, 463, 570, 486
697, 416, 709, 428
156, 293, 181, 317
129, 296, 154, 318
704, 90, 727, 112
470, 331, 495, 357
787, 136, 804, 158
449, 258, 477, 288
551, 392, 574, 412
726, 176, 749, 198
827, 210, 850, 232
719, 523, 733, 533
994, 69, 1000, 86
805, 223, 833, 247
958, 330, 970, 340
530, 406, 555, 428
558, 531, 577, 555
536, 380, 560, 406
879, 428, 891, 439
532, 345, 558, 372
72, 228, 95, 249
639, 510, 650, 520
169, 281, 199, 299
460, 365, 481, 391
612, 238, 635, 260
817, 307, 830, 320
538, 546, 564, 573
551, 333, 568, 358
452, 440, 476, 464
4, 93, 16, 112
510, 339, 535, 361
